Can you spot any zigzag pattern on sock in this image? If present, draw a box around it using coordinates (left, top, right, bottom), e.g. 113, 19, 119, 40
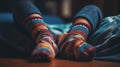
58, 22, 95, 61
23, 17, 58, 62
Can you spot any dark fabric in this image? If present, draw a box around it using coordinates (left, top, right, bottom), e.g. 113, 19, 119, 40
88, 15, 120, 61
74, 5, 103, 31
13, 0, 41, 27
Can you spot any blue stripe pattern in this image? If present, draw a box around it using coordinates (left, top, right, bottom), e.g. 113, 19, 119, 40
70, 25, 89, 36
25, 18, 46, 30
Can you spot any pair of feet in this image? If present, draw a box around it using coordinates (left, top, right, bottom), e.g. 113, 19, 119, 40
19, 5, 103, 62
24, 14, 95, 62
30, 31, 95, 62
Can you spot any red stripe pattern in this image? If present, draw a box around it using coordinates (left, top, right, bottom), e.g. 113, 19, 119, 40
58, 22, 95, 61
23, 17, 58, 62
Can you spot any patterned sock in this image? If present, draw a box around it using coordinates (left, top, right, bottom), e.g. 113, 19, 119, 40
58, 21, 95, 61
58, 5, 103, 61
23, 16, 58, 62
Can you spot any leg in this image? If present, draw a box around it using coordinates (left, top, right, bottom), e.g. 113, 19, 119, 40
13, 0, 58, 62
58, 5, 103, 61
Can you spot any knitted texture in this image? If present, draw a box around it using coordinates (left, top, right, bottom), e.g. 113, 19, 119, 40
13, 0, 58, 62
23, 17, 58, 62
58, 22, 95, 61
58, 5, 101, 60
58, 33, 95, 60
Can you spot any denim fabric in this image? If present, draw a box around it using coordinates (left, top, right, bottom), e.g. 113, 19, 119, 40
88, 15, 120, 61
74, 5, 103, 31
13, 0, 41, 26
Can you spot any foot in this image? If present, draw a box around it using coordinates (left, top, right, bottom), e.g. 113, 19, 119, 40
58, 33, 95, 61
23, 14, 58, 62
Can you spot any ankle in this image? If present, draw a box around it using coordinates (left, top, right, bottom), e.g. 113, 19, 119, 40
73, 17, 91, 31
69, 17, 92, 40
74, 17, 90, 24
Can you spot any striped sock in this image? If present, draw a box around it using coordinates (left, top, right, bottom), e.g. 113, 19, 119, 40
58, 22, 95, 61
23, 16, 58, 62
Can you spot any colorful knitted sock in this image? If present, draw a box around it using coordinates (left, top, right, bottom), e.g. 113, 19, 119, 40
58, 21, 95, 61
58, 5, 103, 61
23, 16, 58, 62
13, 0, 58, 62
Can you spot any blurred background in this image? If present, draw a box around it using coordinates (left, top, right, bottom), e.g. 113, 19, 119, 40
0, 0, 120, 22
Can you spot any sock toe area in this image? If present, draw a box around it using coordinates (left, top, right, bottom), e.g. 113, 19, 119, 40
31, 47, 54, 62
78, 43, 95, 61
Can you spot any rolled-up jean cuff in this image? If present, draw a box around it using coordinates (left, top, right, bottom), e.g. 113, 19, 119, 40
13, 0, 41, 25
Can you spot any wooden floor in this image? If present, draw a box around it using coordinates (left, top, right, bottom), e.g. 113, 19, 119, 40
0, 58, 120, 67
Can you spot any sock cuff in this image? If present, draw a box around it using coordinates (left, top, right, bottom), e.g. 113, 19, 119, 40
23, 16, 42, 24
74, 14, 96, 30
23, 17, 55, 41
24, 17, 46, 31
73, 22, 91, 31
23, 16, 45, 25
70, 25, 89, 37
